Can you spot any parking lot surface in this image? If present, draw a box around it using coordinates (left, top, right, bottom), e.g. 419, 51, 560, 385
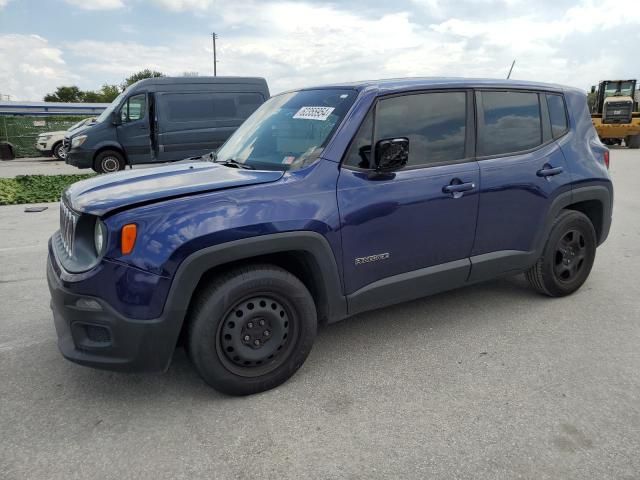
1, 149, 639, 480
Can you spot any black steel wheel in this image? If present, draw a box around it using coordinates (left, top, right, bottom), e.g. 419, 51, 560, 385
188, 264, 317, 395
217, 294, 295, 377
527, 210, 596, 297
553, 229, 587, 283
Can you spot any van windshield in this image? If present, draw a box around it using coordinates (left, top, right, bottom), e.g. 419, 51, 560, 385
215, 89, 357, 171
96, 90, 127, 123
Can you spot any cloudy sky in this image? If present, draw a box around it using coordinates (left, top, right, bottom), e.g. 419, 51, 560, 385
0, 0, 638, 101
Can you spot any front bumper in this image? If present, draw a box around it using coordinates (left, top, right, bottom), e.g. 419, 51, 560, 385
35, 142, 51, 154
47, 244, 178, 373
65, 147, 93, 169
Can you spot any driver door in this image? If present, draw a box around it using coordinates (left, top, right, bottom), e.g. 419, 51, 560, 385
337, 90, 479, 312
117, 93, 152, 164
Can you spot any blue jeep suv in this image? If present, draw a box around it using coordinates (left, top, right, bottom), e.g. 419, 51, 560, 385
47, 78, 613, 395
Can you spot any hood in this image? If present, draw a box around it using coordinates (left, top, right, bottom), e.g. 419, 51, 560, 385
69, 123, 95, 135
38, 131, 66, 137
64, 161, 284, 216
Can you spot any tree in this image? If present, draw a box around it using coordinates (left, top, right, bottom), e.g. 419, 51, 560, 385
121, 69, 164, 90
43, 86, 84, 102
98, 84, 121, 102
43, 70, 165, 103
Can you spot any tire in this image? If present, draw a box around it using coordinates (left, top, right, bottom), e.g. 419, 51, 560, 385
628, 135, 640, 149
526, 210, 597, 297
93, 150, 125, 173
187, 264, 317, 396
52, 142, 66, 160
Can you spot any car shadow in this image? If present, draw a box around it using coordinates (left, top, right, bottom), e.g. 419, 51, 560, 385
62, 273, 546, 401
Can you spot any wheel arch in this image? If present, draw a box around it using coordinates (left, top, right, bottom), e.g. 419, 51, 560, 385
163, 232, 348, 348
543, 184, 612, 249
93, 144, 128, 165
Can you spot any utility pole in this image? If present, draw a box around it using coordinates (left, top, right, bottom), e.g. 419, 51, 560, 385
212, 33, 218, 76
506, 59, 516, 79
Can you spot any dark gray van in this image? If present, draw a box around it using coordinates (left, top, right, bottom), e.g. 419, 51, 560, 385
64, 77, 269, 173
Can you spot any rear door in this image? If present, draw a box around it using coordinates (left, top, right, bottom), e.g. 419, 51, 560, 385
116, 93, 152, 164
337, 90, 479, 306
155, 91, 265, 161
469, 89, 571, 280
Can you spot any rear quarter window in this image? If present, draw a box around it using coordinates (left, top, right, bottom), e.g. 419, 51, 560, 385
476, 91, 542, 156
546, 94, 569, 138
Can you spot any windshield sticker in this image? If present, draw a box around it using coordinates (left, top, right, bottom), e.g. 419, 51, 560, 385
282, 156, 296, 165
293, 106, 335, 121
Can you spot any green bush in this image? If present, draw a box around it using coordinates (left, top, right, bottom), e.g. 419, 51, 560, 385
0, 174, 94, 205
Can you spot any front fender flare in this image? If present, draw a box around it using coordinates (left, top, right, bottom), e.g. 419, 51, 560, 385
161, 231, 347, 349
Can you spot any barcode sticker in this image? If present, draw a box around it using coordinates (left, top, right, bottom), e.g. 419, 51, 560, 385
293, 106, 335, 121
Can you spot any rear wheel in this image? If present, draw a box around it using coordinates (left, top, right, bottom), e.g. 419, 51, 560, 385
93, 150, 125, 173
188, 265, 317, 395
627, 135, 640, 149
526, 210, 596, 297
52, 142, 66, 160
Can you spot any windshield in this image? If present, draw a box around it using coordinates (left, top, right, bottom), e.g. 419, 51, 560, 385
215, 88, 358, 171
96, 90, 127, 123
604, 81, 634, 98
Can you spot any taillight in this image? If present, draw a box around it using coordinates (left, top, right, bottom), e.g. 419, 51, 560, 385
603, 150, 610, 170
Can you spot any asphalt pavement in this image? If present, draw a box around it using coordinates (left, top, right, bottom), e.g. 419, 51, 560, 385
1, 149, 639, 480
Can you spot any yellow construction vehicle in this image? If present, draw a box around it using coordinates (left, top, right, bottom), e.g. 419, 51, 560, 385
590, 80, 640, 149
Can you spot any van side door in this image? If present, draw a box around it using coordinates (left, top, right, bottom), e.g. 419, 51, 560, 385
155, 91, 265, 162
337, 90, 480, 315
116, 93, 152, 165
469, 89, 571, 281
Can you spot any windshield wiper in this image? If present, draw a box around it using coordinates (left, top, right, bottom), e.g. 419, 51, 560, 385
214, 157, 254, 170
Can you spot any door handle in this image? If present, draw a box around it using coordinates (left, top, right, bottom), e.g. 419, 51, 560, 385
443, 180, 475, 198
536, 165, 563, 177
443, 182, 475, 194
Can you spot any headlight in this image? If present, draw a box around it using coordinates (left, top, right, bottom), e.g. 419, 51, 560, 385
94, 219, 107, 255
38, 135, 52, 141
71, 135, 87, 148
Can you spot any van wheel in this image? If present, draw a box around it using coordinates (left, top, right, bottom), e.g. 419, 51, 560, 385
526, 210, 596, 297
188, 265, 317, 396
52, 142, 66, 160
627, 135, 640, 149
93, 150, 125, 173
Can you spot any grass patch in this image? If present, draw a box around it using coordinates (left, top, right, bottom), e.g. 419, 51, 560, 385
0, 174, 94, 205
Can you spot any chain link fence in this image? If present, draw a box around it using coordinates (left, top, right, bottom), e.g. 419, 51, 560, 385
0, 115, 91, 158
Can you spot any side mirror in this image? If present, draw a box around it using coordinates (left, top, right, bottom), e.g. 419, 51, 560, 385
111, 111, 122, 126
374, 137, 409, 173
590, 85, 596, 94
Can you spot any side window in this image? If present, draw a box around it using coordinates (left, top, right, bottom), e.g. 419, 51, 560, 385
343, 109, 374, 169
162, 92, 264, 123
546, 94, 568, 138
121, 93, 146, 123
477, 91, 541, 156
375, 92, 467, 166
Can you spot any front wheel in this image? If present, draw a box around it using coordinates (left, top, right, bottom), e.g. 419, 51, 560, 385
526, 210, 597, 297
52, 142, 66, 160
188, 265, 317, 395
93, 150, 125, 173
627, 135, 640, 149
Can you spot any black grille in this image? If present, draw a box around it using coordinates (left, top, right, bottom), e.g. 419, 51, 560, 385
604, 102, 632, 124
59, 201, 79, 256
